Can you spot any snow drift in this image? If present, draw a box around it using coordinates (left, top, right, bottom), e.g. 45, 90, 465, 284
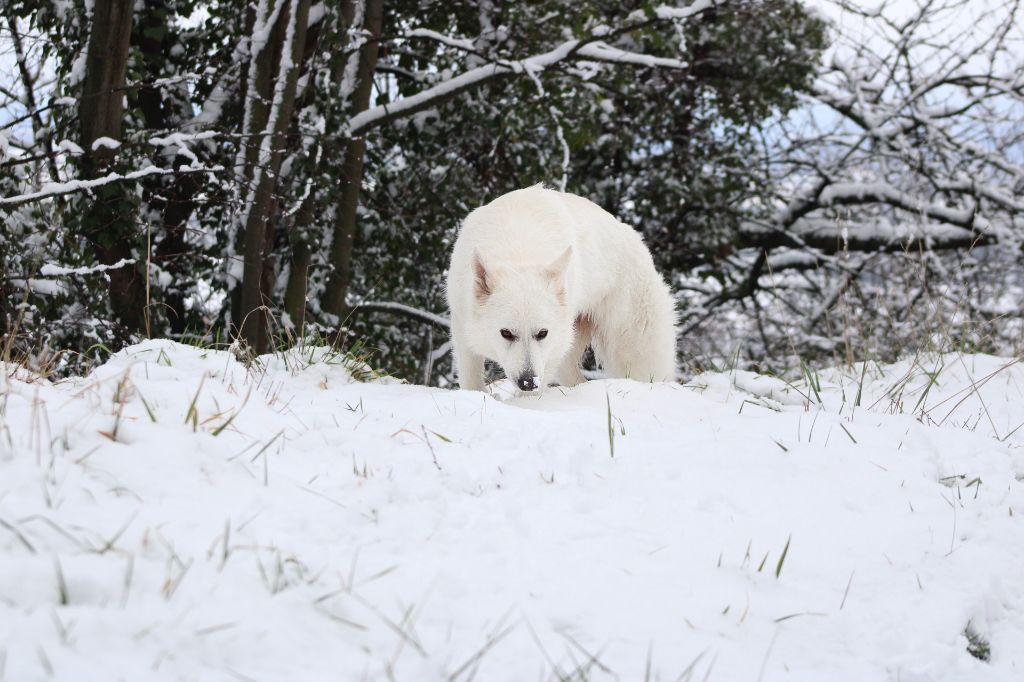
1, 341, 1022, 681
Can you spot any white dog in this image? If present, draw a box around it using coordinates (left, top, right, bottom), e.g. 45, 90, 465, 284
446, 185, 678, 392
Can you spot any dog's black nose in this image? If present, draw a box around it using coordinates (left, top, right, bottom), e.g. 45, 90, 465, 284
517, 375, 537, 392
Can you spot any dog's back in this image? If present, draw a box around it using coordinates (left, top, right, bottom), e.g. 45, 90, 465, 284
456, 185, 574, 264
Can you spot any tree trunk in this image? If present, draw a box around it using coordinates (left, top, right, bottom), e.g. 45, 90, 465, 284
280, 2, 357, 333
260, 196, 281, 345
321, 0, 384, 328
78, 0, 145, 338
234, 0, 312, 353
321, 137, 368, 322
283, 193, 314, 332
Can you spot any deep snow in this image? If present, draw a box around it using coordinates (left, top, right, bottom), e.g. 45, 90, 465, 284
1, 341, 1022, 681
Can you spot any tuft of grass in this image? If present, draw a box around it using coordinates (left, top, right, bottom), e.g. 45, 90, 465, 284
100, 401, 126, 442
854, 361, 868, 408
85, 342, 114, 360
54, 557, 68, 605
964, 624, 991, 662
0, 516, 36, 553
137, 390, 157, 422
800, 360, 823, 404
247, 322, 392, 384
1, 318, 83, 383
184, 374, 207, 431
775, 535, 792, 579
420, 425, 443, 471
35, 645, 53, 677
351, 452, 369, 478
251, 429, 285, 485
93, 514, 136, 554
839, 423, 857, 444
447, 619, 517, 682
428, 429, 452, 443
212, 388, 251, 436
911, 361, 944, 416
102, 372, 134, 442
220, 519, 232, 569
162, 559, 193, 600
839, 570, 855, 610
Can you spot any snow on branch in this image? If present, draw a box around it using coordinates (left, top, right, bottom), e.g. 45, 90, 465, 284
754, 0, 1022, 260
741, 217, 993, 255
679, 0, 1024, 356
404, 28, 477, 53
574, 42, 690, 70
650, 0, 719, 20
40, 258, 136, 276
348, 0, 719, 136
818, 183, 981, 230
354, 301, 450, 328
0, 165, 223, 208
348, 47, 567, 135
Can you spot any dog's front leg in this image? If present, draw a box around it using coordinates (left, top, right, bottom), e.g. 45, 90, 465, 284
452, 339, 485, 391
555, 315, 593, 387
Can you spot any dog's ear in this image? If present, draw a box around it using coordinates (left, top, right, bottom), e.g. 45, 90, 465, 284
543, 246, 572, 304
543, 246, 572, 281
473, 250, 492, 302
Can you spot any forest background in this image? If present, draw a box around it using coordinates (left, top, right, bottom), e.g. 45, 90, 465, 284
1, 0, 1020, 383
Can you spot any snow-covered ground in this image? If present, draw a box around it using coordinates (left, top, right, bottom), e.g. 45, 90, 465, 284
2, 341, 1023, 681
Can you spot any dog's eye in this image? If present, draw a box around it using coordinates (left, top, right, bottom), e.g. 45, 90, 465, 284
535, 329, 548, 340
500, 329, 516, 341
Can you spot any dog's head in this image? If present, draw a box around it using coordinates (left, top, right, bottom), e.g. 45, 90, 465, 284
469, 247, 574, 393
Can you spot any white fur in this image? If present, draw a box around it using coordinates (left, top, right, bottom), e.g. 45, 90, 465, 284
446, 185, 678, 392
